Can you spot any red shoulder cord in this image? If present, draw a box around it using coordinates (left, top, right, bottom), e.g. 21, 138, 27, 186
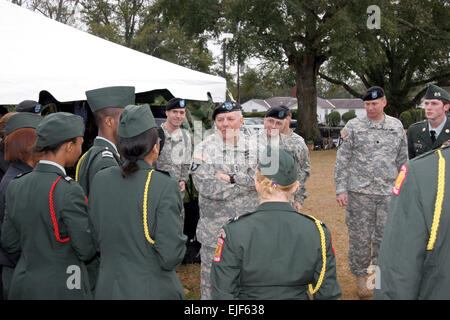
49, 176, 70, 243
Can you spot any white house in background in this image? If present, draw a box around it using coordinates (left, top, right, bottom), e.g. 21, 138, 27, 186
242, 96, 365, 124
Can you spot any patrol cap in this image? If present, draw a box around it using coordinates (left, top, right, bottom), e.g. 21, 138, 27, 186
362, 86, 385, 101
16, 100, 46, 114
117, 104, 157, 138
5, 113, 42, 136
424, 84, 450, 103
35, 112, 84, 148
258, 145, 298, 186
265, 105, 289, 120
212, 101, 242, 121
85, 86, 135, 113
166, 98, 186, 111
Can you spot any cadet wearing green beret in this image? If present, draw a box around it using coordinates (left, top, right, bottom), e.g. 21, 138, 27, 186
1, 112, 96, 299
374, 142, 450, 299
210, 146, 342, 300
88, 105, 187, 299
407, 84, 450, 159
76, 85, 135, 196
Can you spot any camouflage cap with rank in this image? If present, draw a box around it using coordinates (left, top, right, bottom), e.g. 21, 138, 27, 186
35, 112, 84, 148
117, 104, 157, 138
212, 101, 242, 121
166, 98, 186, 111
425, 84, 450, 103
265, 105, 289, 120
362, 86, 385, 101
5, 113, 42, 136
85, 86, 135, 113
258, 145, 298, 186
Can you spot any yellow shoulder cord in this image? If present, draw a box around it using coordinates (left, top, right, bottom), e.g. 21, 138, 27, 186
75, 151, 89, 181
143, 169, 155, 244
307, 215, 327, 295
426, 149, 446, 251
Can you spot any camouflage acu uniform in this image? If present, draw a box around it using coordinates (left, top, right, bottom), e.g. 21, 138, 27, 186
156, 124, 192, 221
334, 114, 408, 276
280, 130, 310, 204
191, 131, 259, 300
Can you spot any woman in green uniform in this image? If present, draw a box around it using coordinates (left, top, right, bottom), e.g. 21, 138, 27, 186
88, 105, 187, 300
1, 112, 96, 299
210, 146, 342, 300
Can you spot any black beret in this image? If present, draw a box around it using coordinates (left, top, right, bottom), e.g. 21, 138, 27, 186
362, 86, 385, 101
16, 100, 46, 114
212, 101, 242, 121
265, 105, 289, 120
166, 98, 186, 111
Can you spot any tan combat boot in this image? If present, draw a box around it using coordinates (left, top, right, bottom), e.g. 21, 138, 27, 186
356, 276, 373, 299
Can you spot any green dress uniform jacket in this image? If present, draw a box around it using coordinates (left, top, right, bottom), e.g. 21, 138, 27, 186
88, 160, 187, 300
76, 137, 121, 197
407, 117, 450, 159
374, 144, 450, 299
0, 162, 96, 300
210, 202, 342, 300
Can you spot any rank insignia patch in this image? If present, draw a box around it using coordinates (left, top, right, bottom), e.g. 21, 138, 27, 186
214, 237, 224, 262
393, 164, 407, 196
340, 128, 349, 139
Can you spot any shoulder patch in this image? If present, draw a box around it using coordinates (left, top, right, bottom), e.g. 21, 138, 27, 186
392, 165, 407, 196
213, 237, 224, 262
340, 128, 349, 139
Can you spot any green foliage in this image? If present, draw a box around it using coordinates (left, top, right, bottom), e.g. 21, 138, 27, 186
326, 111, 341, 127
342, 110, 356, 124
399, 108, 426, 129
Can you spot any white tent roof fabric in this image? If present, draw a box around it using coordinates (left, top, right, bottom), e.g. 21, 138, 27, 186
0, 0, 226, 104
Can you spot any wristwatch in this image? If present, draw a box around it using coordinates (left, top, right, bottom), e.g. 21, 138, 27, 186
229, 174, 236, 184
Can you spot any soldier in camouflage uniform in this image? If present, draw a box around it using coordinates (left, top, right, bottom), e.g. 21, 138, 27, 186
157, 98, 192, 222
334, 86, 408, 299
191, 101, 259, 300
257, 105, 310, 211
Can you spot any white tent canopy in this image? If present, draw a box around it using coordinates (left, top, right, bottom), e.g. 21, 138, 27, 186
0, 0, 226, 105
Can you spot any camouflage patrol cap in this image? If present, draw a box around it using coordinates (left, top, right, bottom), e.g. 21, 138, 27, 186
35, 112, 84, 148
5, 113, 42, 136
166, 98, 186, 111
85, 86, 135, 113
258, 145, 298, 186
425, 84, 450, 103
362, 86, 385, 101
212, 101, 242, 121
117, 104, 157, 138
265, 105, 289, 120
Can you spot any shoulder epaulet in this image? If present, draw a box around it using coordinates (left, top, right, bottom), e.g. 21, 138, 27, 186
101, 149, 114, 159
298, 212, 326, 227
409, 120, 427, 128
227, 211, 256, 224
155, 169, 171, 177
412, 144, 448, 162
14, 171, 31, 179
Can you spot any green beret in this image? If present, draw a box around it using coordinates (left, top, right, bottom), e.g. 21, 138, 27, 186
117, 104, 157, 138
35, 112, 84, 148
85, 86, 135, 113
265, 105, 289, 120
258, 145, 298, 186
425, 84, 450, 102
5, 113, 42, 136
212, 101, 242, 121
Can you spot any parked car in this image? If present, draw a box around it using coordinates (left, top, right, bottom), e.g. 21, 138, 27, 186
243, 117, 265, 132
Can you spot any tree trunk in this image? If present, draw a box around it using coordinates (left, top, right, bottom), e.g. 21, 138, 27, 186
294, 53, 321, 142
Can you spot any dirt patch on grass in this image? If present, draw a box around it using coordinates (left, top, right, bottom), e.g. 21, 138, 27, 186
177, 149, 360, 300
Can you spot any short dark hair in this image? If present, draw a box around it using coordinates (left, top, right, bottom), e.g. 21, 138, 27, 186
34, 137, 78, 154
117, 127, 159, 178
4, 128, 37, 163
93, 107, 122, 127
